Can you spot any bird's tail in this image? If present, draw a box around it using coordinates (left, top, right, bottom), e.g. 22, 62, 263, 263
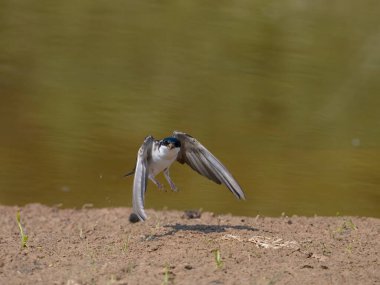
123, 167, 135, 177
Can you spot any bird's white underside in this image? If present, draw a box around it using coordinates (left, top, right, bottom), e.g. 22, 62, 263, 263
149, 145, 180, 176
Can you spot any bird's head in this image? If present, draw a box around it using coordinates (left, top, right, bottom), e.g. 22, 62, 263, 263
159, 137, 181, 150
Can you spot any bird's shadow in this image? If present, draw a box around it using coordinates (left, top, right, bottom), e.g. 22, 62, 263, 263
148, 223, 259, 240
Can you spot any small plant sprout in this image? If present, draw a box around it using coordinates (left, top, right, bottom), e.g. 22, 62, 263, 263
212, 249, 223, 269
16, 210, 28, 248
336, 219, 358, 234
122, 235, 131, 253
162, 264, 171, 285
79, 227, 84, 239
346, 242, 353, 254
345, 219, 357, 231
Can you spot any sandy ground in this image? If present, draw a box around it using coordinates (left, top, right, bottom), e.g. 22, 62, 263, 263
0, 204, 379, 285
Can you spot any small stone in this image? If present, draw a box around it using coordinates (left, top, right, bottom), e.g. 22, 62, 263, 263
183, 210, 202, 219
301, 265, 313, 269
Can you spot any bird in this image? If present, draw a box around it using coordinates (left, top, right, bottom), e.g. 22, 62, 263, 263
126, 131, 246, 221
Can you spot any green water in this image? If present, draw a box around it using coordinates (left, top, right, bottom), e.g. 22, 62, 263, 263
1, 1, 379, 217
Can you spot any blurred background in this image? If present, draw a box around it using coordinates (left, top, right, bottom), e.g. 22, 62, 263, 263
1, 1, 379, 217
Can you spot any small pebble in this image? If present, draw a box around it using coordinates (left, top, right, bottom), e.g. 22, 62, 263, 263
183, 210, 202, 219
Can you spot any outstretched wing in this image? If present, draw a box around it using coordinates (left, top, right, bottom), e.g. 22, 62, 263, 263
172, 131, 246, 200
132, 136, 154, 221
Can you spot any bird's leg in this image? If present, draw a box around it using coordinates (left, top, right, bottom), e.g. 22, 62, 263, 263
148, 174, 165, 191
163, 168, 178, 192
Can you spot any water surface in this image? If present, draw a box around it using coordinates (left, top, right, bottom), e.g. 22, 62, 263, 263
1, 1, 379, 217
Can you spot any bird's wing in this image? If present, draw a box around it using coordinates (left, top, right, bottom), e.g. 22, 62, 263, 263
172, 131, 245, 200
132, 136, 154, 221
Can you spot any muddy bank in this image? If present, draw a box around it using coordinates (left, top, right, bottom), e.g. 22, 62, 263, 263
0, 204, 379, 284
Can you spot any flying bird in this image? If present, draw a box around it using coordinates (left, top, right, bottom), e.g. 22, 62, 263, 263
126, 131, 245, 221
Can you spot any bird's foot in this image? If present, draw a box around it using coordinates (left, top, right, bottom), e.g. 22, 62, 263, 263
149, 175, 166, 191
168, 182, 178, 192
156, 182, 166, 191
